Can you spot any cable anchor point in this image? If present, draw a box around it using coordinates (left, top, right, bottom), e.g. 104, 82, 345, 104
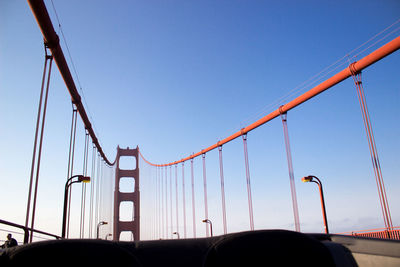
279, 105, 287, 121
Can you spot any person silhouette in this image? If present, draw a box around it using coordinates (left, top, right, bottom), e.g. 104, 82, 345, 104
1, 233, 18, 248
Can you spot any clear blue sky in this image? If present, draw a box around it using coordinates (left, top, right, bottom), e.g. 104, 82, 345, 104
0, 0, 399, 241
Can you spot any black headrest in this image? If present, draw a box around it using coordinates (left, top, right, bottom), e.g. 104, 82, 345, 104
203, 230, 335, 267
1, 239, 141, 266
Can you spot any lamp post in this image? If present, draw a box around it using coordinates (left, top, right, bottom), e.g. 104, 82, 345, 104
172, 232, 180, 239
202, 219, 213, 237
62, 175, 90, 238
105, 233, 112, 240
301, 175, 329, 234
97, 221, 108, 239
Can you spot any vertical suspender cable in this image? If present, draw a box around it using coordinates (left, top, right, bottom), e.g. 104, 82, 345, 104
163, 167, 165, 238
202, 153, 209, 237
218, 146, 228, 235
160, 167, 162, 238
25, 48, 49, 234
158, 167, 161, 238
155, 166, 158, 239
182, 162, 187, 238
154, 167, 156, 239
153, 166, 156, 239
155, 167, 158, 239
66, 104, 78, 238
79, 132, 87, 238
27, 51, 53, 242
165, 167, 168, 239
88, 145, 93, 238
98, 160, 102, 233
163, 167, 166, 238
95, 153, 101, 237
149, 166, 152, 239
280, 110, 301, 232
89, 145, 96, 238
170, 166, 173, 238
25, 51, 49, 234
175, 164, 179, 236
242, 133, 255, 230
191, 158, 196, 238
349, 65, 393, 231
161, 166, 164, 238
80, 131, 89, 238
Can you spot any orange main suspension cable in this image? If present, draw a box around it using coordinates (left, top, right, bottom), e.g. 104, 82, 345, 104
138, 36, 400, 167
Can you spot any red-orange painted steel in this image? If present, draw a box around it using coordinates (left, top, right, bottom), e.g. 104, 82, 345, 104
28, 0, 400, 167
339, 227, 400, 240
139, 35, 400, 167
27, 0, 114, 166
113, 147, 140, 241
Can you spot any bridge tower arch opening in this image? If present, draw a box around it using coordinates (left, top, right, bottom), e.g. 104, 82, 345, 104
113, 146, 140, 241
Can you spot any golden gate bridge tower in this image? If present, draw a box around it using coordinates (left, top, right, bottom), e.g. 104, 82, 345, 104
113, 146, 140, 241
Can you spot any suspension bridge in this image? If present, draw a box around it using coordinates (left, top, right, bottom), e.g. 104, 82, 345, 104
1, 1, 400, 266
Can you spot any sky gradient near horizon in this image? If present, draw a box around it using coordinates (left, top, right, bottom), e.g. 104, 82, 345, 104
1, 0, 399, 241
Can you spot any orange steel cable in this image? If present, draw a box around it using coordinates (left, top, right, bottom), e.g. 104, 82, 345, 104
29, 0, 399, 172
350, 69, 393, 231
28, 1, 400, 170
241, 22, 399, 128
138, 35, 400, 167
27, 0, 115, 166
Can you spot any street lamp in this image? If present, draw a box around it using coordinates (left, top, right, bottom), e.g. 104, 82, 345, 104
172, 232, 180, 239
97, 221, 108, 239
202, 219, 213, 237
62, 175, 90, 238
301, 175, 329, 234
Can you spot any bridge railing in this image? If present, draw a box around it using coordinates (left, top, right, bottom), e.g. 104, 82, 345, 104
338, 226, 400, 240
0, 219, 61, 245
